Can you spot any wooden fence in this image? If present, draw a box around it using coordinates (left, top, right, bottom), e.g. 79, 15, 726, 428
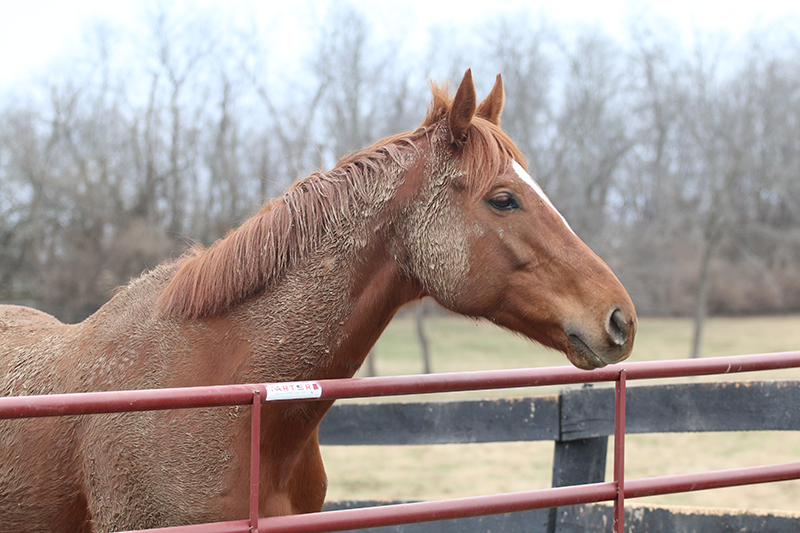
320, 380, 800, 532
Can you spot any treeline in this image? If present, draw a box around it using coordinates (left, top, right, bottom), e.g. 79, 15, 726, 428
1, 4, 800, 325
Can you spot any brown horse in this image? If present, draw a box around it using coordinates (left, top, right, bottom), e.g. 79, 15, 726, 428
0, 70, 636, 532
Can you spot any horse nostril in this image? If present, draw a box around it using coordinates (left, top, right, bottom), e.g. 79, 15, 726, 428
606, 308, 628, 347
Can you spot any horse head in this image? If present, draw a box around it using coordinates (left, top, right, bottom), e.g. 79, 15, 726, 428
402, 69, 636, 369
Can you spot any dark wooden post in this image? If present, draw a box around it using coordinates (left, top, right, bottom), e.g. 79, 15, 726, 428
547, 384, 611, 533
551, 436, 609, 487
547, 436, 609, 533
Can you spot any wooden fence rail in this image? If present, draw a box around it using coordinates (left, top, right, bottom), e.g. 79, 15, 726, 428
319, 380, 800, 532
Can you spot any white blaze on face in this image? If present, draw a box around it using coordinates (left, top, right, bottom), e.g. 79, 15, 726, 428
512, 160, 574, 234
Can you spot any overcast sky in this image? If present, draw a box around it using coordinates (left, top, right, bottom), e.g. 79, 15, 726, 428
1, 0, 799, 90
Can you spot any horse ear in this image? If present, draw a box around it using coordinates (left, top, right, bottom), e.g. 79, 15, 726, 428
448, 68, 477, 147
476, 73, 504, 125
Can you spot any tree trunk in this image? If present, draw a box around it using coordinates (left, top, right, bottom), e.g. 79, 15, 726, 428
364, 349, 377, 377
415, 302, 432, 374
690, 240, 714, 359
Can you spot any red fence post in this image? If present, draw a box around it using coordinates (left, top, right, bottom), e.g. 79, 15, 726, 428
250, 390, 261, 533
613, 370, 627, 533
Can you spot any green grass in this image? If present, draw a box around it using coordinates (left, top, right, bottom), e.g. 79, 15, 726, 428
322, 313, 800, 512
367, 313, 800, 371
360, 314, 562, 374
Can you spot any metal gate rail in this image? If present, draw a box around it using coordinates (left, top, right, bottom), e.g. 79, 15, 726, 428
2, 351, 800, 533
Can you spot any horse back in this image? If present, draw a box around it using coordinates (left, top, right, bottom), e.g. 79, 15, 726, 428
0, 306, 92, 531
0, 304, 67, 381
0, 304, 63, 333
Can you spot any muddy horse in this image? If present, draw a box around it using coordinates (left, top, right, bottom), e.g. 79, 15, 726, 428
0, 70, 636, 531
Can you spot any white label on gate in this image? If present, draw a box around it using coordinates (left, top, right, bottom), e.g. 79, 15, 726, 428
265, 381, 322, 401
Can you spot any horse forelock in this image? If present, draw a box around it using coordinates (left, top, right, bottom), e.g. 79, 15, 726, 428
423, 81, 527, 198
157, 133, 421, 319
459, 119, 527, 198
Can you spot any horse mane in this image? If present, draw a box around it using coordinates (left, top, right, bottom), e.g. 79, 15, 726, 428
158, 80, 526, 319
157, 132, 423, 319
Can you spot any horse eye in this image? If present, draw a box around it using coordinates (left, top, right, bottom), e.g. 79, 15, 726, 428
488, 193, 519, 211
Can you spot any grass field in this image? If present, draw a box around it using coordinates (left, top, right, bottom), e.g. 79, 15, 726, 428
321, 312, 800, 512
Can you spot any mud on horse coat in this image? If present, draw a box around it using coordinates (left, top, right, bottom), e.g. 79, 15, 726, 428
0, 70, 636, 532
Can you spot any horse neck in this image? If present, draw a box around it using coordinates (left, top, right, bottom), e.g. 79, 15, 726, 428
235, 158, 426, 383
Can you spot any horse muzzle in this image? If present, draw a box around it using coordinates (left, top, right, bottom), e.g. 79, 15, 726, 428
566, 306, 636, 370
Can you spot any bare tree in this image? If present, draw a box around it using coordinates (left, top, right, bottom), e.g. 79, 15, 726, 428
415, 302, 432, 374
481, 13, 555, 181
310, 3, 422, 165
148, 7, 217, 235
546, 31, 634, 250
3, 2, 800, 327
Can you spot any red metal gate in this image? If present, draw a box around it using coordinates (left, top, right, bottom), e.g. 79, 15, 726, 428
2, 351, 800, 533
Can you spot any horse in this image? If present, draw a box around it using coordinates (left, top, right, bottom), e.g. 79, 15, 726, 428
0, 70, 636, 532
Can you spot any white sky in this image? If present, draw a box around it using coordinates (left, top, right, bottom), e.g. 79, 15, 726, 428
1, 0, 799, 89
